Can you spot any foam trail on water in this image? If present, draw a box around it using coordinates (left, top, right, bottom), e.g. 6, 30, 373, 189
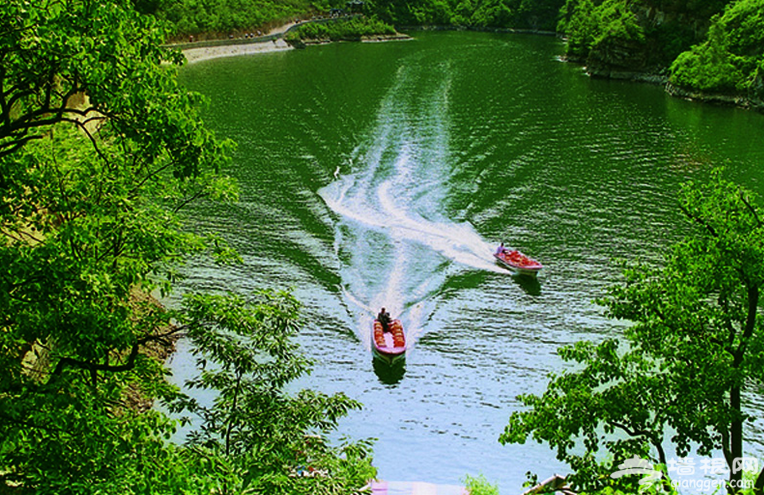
318, 61, 505, 346
375, 179, 502, 273
321, 167, 503, 275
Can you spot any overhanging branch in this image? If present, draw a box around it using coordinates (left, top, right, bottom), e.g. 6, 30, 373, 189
48, 326, 184, 380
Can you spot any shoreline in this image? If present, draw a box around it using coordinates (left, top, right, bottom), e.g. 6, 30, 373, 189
180, 33, 412, 64
177, 25, 764, 113
175, 20, 551, 65
176, 15, 384, 64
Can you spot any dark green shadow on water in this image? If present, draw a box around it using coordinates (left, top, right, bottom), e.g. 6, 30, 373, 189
438, 270, 493, 301
372, 357, 406, 386
510, 273, 542, 296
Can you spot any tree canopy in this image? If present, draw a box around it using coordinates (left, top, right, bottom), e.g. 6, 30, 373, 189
154, 0, 344, 38
1, 0, 233, 490
176, 290, 375, 495
0, 1, 373, 492
361, 0, 566, 30
669, 0, 764, 100
502, 170, 764, 495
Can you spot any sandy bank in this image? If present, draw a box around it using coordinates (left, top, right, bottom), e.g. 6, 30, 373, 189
182, 38, 293, 64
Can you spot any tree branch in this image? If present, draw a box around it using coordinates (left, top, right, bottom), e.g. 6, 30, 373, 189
129, 159, 180, 198
733, 285, 759, 367
739, 192, 763, 228
49, 326, 183, 380
173, 189, 209, 214
0, 409, 69, 435
678, 203, 718, 238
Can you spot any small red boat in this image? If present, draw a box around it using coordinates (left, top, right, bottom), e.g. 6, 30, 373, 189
494, 247, 543, 277
372, 319, 406, 363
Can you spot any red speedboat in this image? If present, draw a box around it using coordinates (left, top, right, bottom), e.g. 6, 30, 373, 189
372, 319, 406, 363
494, 247, 543, 277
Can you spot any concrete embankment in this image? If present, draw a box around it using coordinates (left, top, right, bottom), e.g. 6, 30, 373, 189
180, 38, 293, 63
170, 16, 363, 64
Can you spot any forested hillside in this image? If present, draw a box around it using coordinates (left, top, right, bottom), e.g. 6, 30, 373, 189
556, 0, 764, 107
362, 0, 566, 30
152, 0, 764, 108
669, 0, 764, 105
558, 0, 731, 78
153, 0, 567, 34
150, 0, 344, 36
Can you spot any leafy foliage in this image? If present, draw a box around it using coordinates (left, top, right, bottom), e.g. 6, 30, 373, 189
285, 16, 397, 41
501, 170, 764, 494
155, 0, 346, 37
669, 0, 764, 98
175, 290, 376, 495
558, 0, 732, 70
0, 0, 373, 493
463, 473, 500, 495
0, 0, 237, 491
558, 0, 601, 59
362, 0, 566, 30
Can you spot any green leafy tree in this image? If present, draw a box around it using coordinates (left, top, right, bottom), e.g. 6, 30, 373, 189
670, 0, 764, 98
463, 473, 500, 495
1, 0, 380, 493
561, 0, 645, 61
559, 0, 601, 60
177, 290, 376, 495
1, 1, 374, 493
502, 170, 764, 494
1, 0, 229, 491
469, 0, 514, 28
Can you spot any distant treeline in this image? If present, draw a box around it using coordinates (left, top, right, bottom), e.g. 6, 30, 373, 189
285, 17, 398, 41
361, 0, 764, 103
149, 0, 764, 104
148, 0, 567, 35
361, 0, 565, 31
146, 0, 345, 36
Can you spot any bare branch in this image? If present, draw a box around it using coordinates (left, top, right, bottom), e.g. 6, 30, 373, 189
739, 191, 763, 228
678, 202, 718, 238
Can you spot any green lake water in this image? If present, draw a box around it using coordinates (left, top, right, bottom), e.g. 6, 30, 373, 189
175, 31, 764, 493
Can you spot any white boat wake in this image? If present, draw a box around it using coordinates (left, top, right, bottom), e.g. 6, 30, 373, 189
317, 61, 503, 347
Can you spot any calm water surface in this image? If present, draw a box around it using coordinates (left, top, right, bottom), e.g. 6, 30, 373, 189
174, 31, 764, 493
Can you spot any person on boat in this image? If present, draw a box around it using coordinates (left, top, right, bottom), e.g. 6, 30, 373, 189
495, 242, 506, 256
377, 307, 392, 333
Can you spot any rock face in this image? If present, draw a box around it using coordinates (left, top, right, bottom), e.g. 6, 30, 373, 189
585, 35, 662, 82
752, 71, 764, 108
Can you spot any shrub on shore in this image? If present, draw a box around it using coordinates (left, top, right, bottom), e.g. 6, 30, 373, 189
286, 16, 397, 41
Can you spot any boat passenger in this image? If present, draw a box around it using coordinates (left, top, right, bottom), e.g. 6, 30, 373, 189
495, 242, 505, 256
377, 307, 392, 333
